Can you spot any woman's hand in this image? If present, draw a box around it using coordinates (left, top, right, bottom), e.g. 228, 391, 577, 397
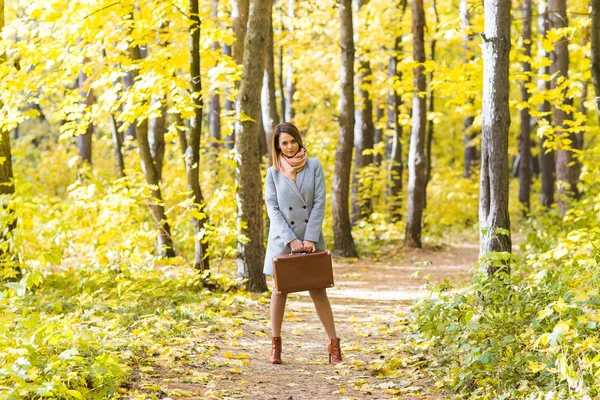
290, 239, 304, 253
302, 240, 316, 253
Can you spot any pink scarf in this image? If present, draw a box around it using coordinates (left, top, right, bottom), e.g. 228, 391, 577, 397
279, 148, 307, 183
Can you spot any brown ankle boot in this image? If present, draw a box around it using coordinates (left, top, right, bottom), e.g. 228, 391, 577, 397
268, 336, 282, 364
328, 338, 343, 365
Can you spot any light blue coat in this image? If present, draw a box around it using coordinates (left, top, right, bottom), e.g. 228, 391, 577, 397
263, 157, 327, 276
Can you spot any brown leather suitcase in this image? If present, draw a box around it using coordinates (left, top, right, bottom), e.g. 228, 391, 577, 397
272, 250, 334, 294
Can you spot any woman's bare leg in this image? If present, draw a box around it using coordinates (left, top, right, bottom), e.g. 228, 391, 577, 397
309, 288, 338, 339
271, 289, 288, 337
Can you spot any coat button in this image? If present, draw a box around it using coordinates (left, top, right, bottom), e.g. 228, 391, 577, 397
289, 207, 293, 210
304, 219, 308, 223
303, 205, 307, 209
291, 221, 295, 225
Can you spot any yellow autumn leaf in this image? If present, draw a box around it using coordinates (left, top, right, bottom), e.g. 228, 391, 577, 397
224, 352, 248, 359
553, 298, 569, 313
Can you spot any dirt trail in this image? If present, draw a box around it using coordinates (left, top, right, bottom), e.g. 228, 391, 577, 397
130, 243, 478, 400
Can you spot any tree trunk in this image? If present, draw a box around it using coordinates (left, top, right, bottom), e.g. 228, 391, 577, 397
578, 82, 587, 150
479, 0, 512, 274
257, 110, 267, 158
232, 0, 249, 67
0, 0, 17, 269
261, 9, 280, 163
109, 113, 126, 177
373, 101, 384, 167
424, 0, 439, 206
209, 0, 221, 149
405, 0, 426, 248
333, 0, 358, 257
209, 92, 221, 148
77, 71, 93, 171
352, 0, 374, 224
592, 0, 600, 120
138, 118, 176, 258
538, 0, 554, 207
126, 11, 175, 258
235, 0, 271, 292
284, 0, 295, 121
388, 36, 403, 222
148, 97, 166, 181
277, 4, 286, 120
549, 0, 578, 215
185, 0, 211, 271
519, 0, 532, 213
123, 71, 137, 140
460, 0, 477, 178
223, 43, 235, 149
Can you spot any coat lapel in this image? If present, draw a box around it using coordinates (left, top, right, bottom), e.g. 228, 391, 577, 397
296, 167, 307, 192
282, 173, 307, 205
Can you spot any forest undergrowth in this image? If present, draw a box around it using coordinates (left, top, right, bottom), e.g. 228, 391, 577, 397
1, 138, 600, 399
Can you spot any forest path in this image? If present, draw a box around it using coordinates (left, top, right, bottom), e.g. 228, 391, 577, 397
129, 243, 478, 400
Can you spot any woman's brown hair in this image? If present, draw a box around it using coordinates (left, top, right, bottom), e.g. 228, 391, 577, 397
272, 122, 304, 170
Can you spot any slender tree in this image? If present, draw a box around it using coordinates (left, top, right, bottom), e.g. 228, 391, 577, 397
538, 0, 554, 207
277, 4, 286, 120
387, 36, 403, 222
209, 0, 221, 149
424, 0, 439, 202
223, 42, 235, 149
284, 0, 296, 121
373, 101, 384, 167
261, 8, 280, 162
479, 0, 512, 274
0, 0, 18, 270
352, 0, 375, 224
592, 0, 600, 120
333, 0, 358, 257
405, 0, 427, 248
126, 9, 175, 258
227, 0, 249, 149
549, 0, 578, 215
460, 0, 477, 178
77, 70, 94, 172
235, 0, 271, 292
182, 0, 211, 271
519, 0, 532, 212
109, 112, 126, 177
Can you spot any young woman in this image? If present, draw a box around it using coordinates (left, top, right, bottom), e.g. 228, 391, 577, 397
263, 122, 343, 365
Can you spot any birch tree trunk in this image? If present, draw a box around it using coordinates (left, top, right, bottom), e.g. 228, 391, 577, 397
479, 0, 512, 274
549, 0, 579, 215
405, 0, 427, 248
538, 0, 554, 207
333, 0, 358, 257
235, 0, 271, 292
519, 0, 532, 213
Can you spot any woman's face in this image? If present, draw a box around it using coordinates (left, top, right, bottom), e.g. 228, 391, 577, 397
279, 132, 300, 158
